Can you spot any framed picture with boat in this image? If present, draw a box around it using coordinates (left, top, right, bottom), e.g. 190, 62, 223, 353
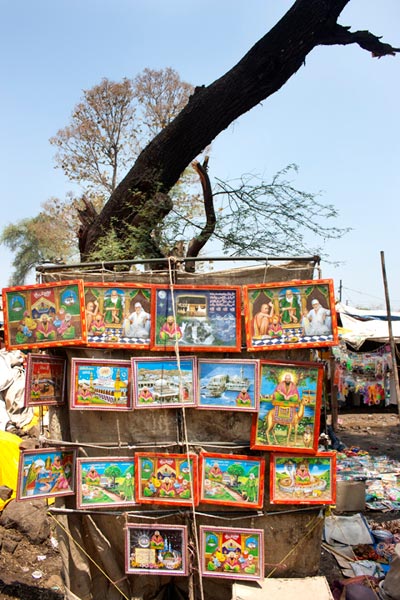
199, 525, 264, 581
199, 452, 265, 509
76, 457, 136, 509
17, 447, 76, 501
151, 285, 241, 352
250, 359, 323, 453
24, 353, 66, 407
2, 280, 86, 350
125, 524, 189, 576
135, 452, 199, 506
243, 278, 338, 351
269, 452, 336, 505
70, 358, 133, 410
131, 356, 197, 409
197, 359, 259, 412
83, 282, 152, 349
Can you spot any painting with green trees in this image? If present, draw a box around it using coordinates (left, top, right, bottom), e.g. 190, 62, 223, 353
76, 458, 136, 508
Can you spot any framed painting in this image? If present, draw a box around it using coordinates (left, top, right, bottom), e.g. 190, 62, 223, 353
17, 447, 76, 501
243, 278, 338, 351
84, 282, 152, 349
2, 280, 86, 350
70, 358, 132, 410
151, 285, 241, 352
135, 452, 199, 506
270, 452, 336, 505
199, 452, 265, 509
250, 359, 323, 453
125, 524, 188, 576
197, 359, 259, 412
199, 525, 264, 581
24, 353, 66, 407
76, 457, 136, 509
131, 356, 197, 409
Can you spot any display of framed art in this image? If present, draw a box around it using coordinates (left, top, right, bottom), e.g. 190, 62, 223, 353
2, 280, 86, 350
199, 525, 264, 581
24, 353, 66, 407
17, 447, 76, 501
70, 358, 132, 410
243, 278, 338, 351
76, 457, 136, 509
199, 452, 265, 509
131, 356, 197, 408
83, 282, 152, 349
250, 359, 323, 453
269, 452, 336, 505
197, 359, 259, 412
125, 524, 188, 576
135, 452, 199, 506
151, 285, 241, 352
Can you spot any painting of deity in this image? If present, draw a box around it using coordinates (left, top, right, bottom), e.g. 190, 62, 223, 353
70, 358, 132, 410
125, 524, 188, 576
3, 280, 86, 350
197, 359, 259, 412
131, 356, 197, 408
24, 354, 66, 407
151, 285, 241, 352
199, 526, 264, 581
199, 453, 265, 509
243, 278, 338, 351
250, 360, 323, 453
76, 457, 136, 509
135, 452, 198, 506
83, 282, 152, 349
270, 452, 336, 505
17, 447, 76, 501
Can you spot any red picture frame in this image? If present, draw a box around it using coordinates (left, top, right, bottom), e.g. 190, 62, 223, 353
269, 452, 337, 505
250, 359, 323, 454
135, 452, 199, 507
243, 278, 338, 352
24, 353, 66, 407
199, 452, 265, 509
2, 280, 86, 350
151, 285, 241, 352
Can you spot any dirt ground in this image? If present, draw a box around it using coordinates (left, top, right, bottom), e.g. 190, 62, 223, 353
0, 408, 399, 600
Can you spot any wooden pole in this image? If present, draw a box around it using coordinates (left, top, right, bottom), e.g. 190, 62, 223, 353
380, 251, 400, 416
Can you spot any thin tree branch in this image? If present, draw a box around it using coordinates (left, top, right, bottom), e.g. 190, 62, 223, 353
319, 23, 400, 56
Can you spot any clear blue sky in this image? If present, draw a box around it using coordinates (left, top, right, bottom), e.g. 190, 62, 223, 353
1, 0, 399, 308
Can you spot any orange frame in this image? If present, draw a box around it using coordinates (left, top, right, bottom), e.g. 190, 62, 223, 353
135, 452, 199, 507
243, 278, 338, 352
2, 280, 86, 350
151, 285, 242, 352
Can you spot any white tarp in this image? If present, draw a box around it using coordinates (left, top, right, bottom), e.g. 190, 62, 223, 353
336, 302, 400, 349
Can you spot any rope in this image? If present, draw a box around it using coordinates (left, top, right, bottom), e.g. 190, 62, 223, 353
167, 257, 205, 600
48, 511, 130, 600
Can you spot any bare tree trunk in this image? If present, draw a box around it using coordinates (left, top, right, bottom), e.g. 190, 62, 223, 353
79, 0, 398, 259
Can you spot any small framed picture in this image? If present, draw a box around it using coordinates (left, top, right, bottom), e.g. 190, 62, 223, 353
197, 359, 259, 412
131, 356, 197, 409
24, 354, 66, 407
199, 525, 264, 581
151, 285, 241, 352
3, 280, 86, 350
70, 358, 132, 410
76, 457, 136, 509
135, 452, 199, 506
250, 359, 323, 453
84, 283, 152, 349
243, 278, 338, 351
270, 452, 336, 505
125, 524, 188, 576
199, 452, 265, 509
17, 447, 76, 501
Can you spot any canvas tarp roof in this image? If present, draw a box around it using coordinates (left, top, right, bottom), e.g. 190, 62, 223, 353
336, 302, 400, 350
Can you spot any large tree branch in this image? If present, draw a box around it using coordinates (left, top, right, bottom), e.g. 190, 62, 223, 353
80, 0, 399, 259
